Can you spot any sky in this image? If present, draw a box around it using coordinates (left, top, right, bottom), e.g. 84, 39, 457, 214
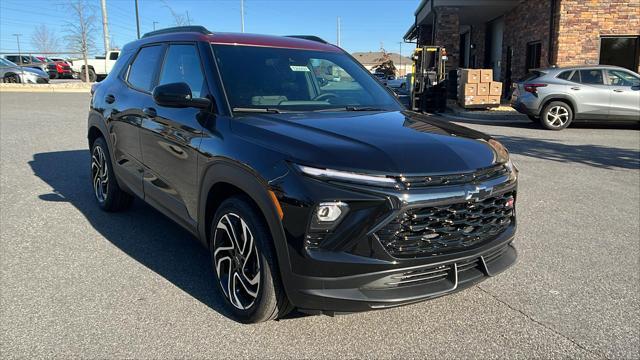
0, 0, 419, 55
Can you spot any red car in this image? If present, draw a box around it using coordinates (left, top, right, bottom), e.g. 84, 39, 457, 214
37, 57, 73, 79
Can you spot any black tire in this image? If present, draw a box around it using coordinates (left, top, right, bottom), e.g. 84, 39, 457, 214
81, 68, 97, 82
3, 74, 20, 83
540, 101, 573, 130
90, 137, 133, 211
527, 114, 539, 122
210, 196, 293, 323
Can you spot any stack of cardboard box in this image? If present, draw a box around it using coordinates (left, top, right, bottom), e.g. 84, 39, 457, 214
457, 69, 502, 108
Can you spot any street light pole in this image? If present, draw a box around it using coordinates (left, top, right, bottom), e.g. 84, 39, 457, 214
100, 0, 111, 53
240, 0, 245, 32
398, 41, 403, 75
153, 21, 158, 31
134, 0, 141, 39
336, 16, 341, 47
12, 34, 22, 64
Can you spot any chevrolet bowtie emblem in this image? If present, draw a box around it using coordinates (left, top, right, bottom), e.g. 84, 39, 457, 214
465, 185, 493, 201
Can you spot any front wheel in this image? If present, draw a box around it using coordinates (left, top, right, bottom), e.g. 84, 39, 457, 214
81, 68, 97, 82
210, 196, 292, 323
541, 101, 573, 130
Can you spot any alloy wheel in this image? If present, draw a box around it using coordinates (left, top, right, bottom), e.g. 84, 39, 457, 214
213, 213, 261, 310
91, 145, 109, 203
545, 105, 570, 128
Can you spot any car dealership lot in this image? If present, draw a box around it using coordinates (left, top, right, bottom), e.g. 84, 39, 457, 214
1, 92, 638, 358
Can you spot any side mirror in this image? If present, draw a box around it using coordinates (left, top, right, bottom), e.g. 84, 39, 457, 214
152, 82, 210, 109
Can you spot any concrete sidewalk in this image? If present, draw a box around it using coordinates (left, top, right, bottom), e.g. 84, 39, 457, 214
0, 83, 91, 93
447, 100, 529, 121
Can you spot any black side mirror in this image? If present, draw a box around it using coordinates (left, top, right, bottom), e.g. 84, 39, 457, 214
152, 82, 210, 109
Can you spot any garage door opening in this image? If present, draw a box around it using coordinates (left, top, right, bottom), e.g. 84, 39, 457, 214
599, 36, 640, 72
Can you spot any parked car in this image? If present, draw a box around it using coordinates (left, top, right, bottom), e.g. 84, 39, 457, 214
70, 50, 120, 82
0, 55, 50, 75
0, 58, 49, 83
89, 26, 518, 323
37, 56, 73, 79
511, 65, 640, 130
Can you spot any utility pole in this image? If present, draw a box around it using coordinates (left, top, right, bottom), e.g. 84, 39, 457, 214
398, 41, 403, 75
100, 0, 110, 53
12, 34, 22, 64
134, 0, 141, 39
186, 11, 191, 25
336, 16, 341, 47
240, 0, 245, 32
153, 21, 159, 31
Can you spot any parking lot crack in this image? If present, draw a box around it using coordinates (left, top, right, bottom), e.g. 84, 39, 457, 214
476, 285, 608, 359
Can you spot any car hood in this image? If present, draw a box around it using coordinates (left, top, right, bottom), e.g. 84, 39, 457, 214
232, 110, 504, 175
21, 67, 48, 77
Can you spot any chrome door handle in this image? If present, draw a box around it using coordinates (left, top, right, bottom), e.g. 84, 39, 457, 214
571, 87, 581, 90
613, 89, 624, 93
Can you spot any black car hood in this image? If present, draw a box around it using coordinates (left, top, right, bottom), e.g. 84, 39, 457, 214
232, 110, 501, 175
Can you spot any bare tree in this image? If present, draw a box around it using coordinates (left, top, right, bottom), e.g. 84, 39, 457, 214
64, 0, 97, 82
31, 25, 59, 54
161, 0, 190, 26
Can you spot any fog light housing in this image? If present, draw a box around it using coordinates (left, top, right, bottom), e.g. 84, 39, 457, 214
309, 202, 349, 231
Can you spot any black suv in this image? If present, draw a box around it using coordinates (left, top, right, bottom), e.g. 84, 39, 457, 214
88, 26, 518, 323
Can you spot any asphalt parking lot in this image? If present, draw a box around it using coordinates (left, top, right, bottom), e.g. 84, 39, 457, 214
1, 92, 638, 358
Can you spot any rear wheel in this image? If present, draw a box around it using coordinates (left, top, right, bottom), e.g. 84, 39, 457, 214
80, 68, 97, 82
210, 196, 292, 323
3, 74, 20, 83
541, 101, 573, 130
90, 137, 133, 211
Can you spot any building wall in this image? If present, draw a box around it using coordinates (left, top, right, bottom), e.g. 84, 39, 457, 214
502, 0, 554, 82
555, 0, 640, 72
434, 7, 460, 68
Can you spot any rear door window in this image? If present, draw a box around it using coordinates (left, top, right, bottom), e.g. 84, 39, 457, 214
127, 45, 164, 92
557, 70, 572, 80
569, 71, 580, 82
578, 69, 604, 85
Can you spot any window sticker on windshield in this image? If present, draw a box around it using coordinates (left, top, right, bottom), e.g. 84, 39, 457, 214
290, 65, 310, 72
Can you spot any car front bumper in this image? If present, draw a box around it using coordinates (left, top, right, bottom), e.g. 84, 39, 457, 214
273, 164, 518, 314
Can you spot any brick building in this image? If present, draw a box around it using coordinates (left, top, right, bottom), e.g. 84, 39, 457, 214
404, 0, 640, 94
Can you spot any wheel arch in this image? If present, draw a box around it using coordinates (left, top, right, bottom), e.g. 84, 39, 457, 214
539, 95, 576, 118
198, 161, 289, 264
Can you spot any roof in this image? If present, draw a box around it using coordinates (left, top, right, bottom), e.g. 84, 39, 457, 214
352, 51, 412, 66
534, 64, 634, 72
124, 30, 342, 53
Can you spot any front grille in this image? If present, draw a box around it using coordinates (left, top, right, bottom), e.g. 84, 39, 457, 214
401, 164, 508, 188
376, 191, 515, 258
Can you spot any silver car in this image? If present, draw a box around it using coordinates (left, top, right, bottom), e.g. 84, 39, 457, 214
0, 58, 50, 84
511, 65, 640, 130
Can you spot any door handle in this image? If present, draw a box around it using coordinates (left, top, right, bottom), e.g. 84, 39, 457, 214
105, 94, 115, 104
613, 89, 624, 93
143, 107, 157, 118
570, 87, 581, 90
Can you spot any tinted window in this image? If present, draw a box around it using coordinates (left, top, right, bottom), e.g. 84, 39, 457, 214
557, 71, 572, 80
127, 45, 164, 92
600, 37, 640, 72
158, 44, 205, 97
525, 42, 541, 72
109, 52, 119, 60
569, 71, 580, 82
579, 69, 604, 85
606, 69, 640, 87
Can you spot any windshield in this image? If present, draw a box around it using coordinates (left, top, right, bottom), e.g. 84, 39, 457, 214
212, 44, 401, 112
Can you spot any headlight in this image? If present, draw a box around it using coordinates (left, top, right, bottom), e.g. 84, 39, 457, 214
295, 164, 399, 188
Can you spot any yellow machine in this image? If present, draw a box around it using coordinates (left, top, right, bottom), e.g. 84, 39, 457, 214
410, 46, 448, 112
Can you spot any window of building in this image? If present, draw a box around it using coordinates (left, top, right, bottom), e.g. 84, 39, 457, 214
127, 45, 164, 92
525, 41, 541, 72
158, 44, 206, 97
579, 69, 604, 85
600, 36, 640, 72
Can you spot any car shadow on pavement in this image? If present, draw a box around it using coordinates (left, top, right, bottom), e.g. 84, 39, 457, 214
29, 150, 307, 321
494, 135, 640, 170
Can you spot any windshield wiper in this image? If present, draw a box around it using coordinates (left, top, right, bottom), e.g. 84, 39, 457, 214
345, 106, 387, 111
232, 107, 281, 114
